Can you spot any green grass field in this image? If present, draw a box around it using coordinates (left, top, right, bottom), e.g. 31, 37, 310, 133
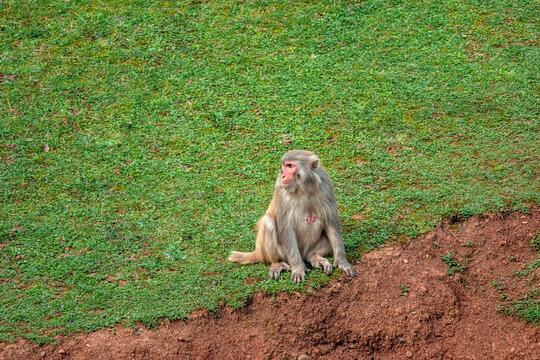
1, 0, 538, 343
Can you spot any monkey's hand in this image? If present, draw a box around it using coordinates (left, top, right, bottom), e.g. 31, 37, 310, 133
291, 266, 307, 284
269, 262, 291, 280
334, 259, 357, 277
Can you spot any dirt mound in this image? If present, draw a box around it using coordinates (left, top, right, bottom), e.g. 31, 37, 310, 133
2, 206, 539, 359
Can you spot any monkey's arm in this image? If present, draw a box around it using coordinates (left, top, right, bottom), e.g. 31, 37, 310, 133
326, 221, 357, 277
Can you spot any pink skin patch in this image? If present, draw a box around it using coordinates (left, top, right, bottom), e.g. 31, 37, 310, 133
306, 214, 315, 224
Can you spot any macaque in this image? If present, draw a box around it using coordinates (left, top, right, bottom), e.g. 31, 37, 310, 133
229, 150, 356, 284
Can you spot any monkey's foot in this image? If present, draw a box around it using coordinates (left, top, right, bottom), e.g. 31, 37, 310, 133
310, 256, 333, 275
334, 259, 357, 277
269, 262, 291, 280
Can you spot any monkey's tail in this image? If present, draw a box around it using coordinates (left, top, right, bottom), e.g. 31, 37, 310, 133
228, 250, 262, 264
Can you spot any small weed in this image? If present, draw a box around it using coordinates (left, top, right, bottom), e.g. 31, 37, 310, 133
511, 258, 540, 278
491, 279, 506, 291
441, 252, 468, 275
461, 241, 473, 247
498, 289, 540, 324
531, 233, 540, 252
398, 284, 409, 296
512, 270, 529, 277
528, 258, 540, 270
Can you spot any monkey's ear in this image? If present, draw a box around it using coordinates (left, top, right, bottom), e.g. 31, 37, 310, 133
311, 159, 319, 169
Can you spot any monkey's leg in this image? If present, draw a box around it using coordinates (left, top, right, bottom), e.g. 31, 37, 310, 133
257, 215, 291, 280
306, 236, 333, 275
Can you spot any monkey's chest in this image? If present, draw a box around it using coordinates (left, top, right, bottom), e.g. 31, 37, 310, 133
294, 213, 323, 247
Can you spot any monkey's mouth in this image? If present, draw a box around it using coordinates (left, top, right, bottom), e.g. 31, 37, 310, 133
281, 183, 298, 192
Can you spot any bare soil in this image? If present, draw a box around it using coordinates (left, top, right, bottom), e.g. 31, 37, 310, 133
2, 206, 539, 360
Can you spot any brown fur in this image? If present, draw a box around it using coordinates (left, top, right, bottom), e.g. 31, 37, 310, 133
229, 150, 356, 283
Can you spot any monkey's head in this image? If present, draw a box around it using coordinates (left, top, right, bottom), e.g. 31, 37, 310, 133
279, 150, 321, 192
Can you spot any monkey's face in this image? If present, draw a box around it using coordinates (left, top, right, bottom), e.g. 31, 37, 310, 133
279, 150, 321, 192
280, 161, 298, 188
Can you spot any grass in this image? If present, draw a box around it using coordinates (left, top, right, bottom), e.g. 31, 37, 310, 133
0, 0, 538, 342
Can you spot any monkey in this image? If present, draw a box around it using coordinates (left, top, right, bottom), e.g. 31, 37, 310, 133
229, 150, 356, 284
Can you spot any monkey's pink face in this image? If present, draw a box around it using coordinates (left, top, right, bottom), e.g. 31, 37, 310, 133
281, 161, 297, 187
